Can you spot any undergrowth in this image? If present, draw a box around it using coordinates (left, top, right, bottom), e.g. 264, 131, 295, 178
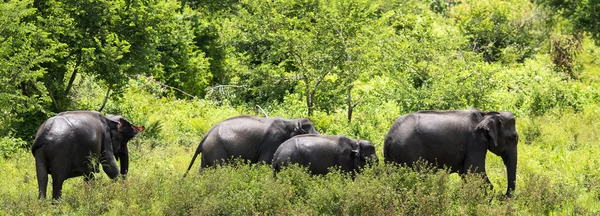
2, 73, 600, 215
1, 100, 600, 215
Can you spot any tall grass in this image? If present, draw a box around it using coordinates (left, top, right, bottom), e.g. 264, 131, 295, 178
2, 79, 600, 215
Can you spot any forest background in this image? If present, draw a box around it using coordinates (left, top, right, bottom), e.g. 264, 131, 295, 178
1, 0, 600, 214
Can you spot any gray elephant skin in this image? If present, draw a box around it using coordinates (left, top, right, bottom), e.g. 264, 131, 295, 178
184, 115, 319, 176
384, 109, 518, 196
32, 111, 144, 199
272, 134, 378, 175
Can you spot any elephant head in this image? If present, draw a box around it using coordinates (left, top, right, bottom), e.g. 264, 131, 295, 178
290, 118, 320, 137
105, 115, 145, 176
476, 112, 518, 196
351, 140, 379, 170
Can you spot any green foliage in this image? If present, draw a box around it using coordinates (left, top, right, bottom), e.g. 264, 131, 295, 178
0, 0, 55, 135
450, 0, 547, 63
2, 80, 600, 214
550, 33, 584, 78
34, 0, 211, 108
489, 55, 597, 116
3, 0, 212, 141
0, 136, 27, 159
104, 76, 243, 148
538, 0, 600, 44
2, 0, 600, 214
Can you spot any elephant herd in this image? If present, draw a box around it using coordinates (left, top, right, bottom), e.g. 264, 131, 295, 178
32, 108, 518, 200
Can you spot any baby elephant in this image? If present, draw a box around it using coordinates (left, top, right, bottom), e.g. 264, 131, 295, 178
272, 134, 378, 175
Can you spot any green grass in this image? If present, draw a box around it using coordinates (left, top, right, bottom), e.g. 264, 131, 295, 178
3, 49, 600, 214
2, 101, 600, 215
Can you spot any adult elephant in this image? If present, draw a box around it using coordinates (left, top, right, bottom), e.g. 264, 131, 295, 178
272, 134, 378, 175
32, 111, 144, 199
384, 109, 518, 196
184, 115, 319, 176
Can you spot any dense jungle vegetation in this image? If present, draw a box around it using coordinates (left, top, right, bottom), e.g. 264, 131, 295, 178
1, 0, 600, 214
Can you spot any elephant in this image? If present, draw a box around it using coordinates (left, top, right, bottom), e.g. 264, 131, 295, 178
384, 108, 518, 196
184, 115, 319, 176
272, 134, 378, 176
31, 111, 144, 199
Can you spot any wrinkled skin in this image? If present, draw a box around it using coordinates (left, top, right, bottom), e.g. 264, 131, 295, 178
31, 111, 144, 200
384, 109, 518, 196
184, 115, 319, 176
272, 134, 378, 176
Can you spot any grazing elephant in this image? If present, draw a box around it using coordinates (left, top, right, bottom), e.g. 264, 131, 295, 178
32, 111, 144, 199
272, 134, 378, 175
184, 115, 319, 176
384, 109, 518, 196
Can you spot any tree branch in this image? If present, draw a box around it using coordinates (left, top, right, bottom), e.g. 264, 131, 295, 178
98, 85, 111, 112
255, 104, 269, 118
313, 67, 333, 89
210, 85, 245, 89
137, 75, 197, 98
352, 99, 363, 109
64, 53, 81, 97
48, 89, 61, 112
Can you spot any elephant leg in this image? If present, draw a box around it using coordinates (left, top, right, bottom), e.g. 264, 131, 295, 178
464, 156, 494, 191
51, 174, 66, 200
198, 157, 207, 174
199, 152, 227, 173
101, 151, 120, 180
459, 163, 494, 190
257, 149, 277, 164
201, 145, 228, 169
35, 157, 48, 199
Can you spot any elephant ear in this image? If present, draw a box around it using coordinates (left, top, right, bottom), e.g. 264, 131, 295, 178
358, 141, 376, 159
294, 121, 308, 134
106, 116, 119, 130
476, 115, 500, 147
105, 115, 145, 140
351, 148, 360, 159
105, 117, 119, 142
351, 141, 360, 159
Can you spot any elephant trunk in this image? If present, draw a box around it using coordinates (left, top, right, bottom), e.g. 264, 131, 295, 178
120, 146, 129, 177
503, 146, 517, 197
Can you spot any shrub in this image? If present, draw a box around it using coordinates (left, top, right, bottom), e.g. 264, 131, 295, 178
450, 0, 547, 63
0, 136, 27, 159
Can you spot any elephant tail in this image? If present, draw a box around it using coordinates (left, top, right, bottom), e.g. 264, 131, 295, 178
183, 134, 206, 178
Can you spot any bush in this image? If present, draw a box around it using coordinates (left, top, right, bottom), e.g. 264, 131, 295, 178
0, 136, 27, 159
450, 0, 547, 63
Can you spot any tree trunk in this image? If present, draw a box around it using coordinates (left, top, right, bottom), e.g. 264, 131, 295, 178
64, 54, 81, 98
304, 76, 313, 116
48, 89, 61, 112
98, 85, 111, 112
344, 42, 352, 122
347, 86, 353, 122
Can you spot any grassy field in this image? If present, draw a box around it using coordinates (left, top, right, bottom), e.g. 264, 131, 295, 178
2, 96, 600, 215
3, 0, 600, 215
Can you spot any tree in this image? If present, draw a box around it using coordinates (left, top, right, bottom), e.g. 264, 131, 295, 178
538, 0, 600, 44
450, 0, 547, 63
319, 0, 381, 121
220, 0, 383, 118
34, 0, 211, 111
537, 0, 600, 78
0, 0, 56, 135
